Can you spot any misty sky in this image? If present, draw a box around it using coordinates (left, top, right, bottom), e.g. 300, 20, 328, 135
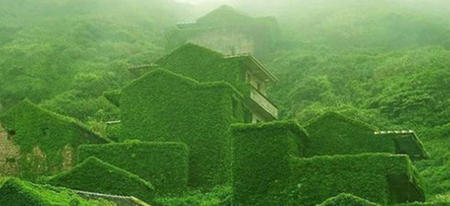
174, 0, 230, 5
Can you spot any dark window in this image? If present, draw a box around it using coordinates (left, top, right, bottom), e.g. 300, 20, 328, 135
6, 130, 15, 140
6, 157, 15, 163
232, 97, 239, 118
42, 127, 50, 136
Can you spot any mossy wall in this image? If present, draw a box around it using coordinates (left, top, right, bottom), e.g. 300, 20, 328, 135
304, 112, 396, 157
283, 154, 425, 206
318, 193, 381, 206
0, 100, 108, 180
0, 178, 115, 206
120, 69, 243, 188
78, 141, 189, 195
378, 133, 429, 160
231, 121, 308, 205
46, 157, 155, 203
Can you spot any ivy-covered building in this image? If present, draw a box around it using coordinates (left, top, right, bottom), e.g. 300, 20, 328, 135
152, 43, 279, 122
119, 69, 245, 188
0, 100, 108, 180
166, 5, 281, 57
231, 121, 426, 206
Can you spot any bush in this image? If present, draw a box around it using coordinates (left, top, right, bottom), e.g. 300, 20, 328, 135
78, 141, 189, 195
0, 100, 109, 179
396, 202, 450, 206
318, 193, 380, 206
283, 153, 425, 206
46, 156, 155, 203
154, 186, 232, 206
231, 121, 308, 206
0, 178, 115, 205
119, 69, 244, 188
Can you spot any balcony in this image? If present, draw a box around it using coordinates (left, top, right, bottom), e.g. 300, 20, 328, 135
247, 86, 278, 120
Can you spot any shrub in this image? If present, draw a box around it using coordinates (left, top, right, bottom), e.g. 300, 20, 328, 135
119, 69, 244, 188
0, 178, 115, 205
231, 121, 308, 206
46, 156, 155, 203
0, 100, 109, 179
283, 153, 425, 206
78, 141, 189, 195
318, 193, 381, 206
154, 186, 232, 206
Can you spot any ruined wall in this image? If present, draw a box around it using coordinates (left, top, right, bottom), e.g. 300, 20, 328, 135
0, 100, 108, 180
187, 27, 255, 56
0, 124, 20, 176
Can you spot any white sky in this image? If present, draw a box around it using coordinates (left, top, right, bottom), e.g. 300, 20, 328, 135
174, 0, 231, 5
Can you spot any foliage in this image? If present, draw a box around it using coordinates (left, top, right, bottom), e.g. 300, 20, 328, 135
119, 69, 243, 188
46, 157, 155, 203
396, 202, 450, 206
154, 186, 232, 206
0, 0, 181, 110
283, 153, 424, 206
0, 100, 108, 179
231, 121, 308, 206
0, 178, 115, 206
318, 193, 380, 206
78, 140, 189, 195
40, 90, 120, 124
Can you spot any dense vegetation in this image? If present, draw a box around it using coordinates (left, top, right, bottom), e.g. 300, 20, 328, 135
0, 0, 448, 204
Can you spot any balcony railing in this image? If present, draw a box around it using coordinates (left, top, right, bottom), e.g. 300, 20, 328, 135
249, 86, 278, 119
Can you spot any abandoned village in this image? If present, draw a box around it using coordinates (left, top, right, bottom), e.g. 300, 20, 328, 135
0, 5, 446, 206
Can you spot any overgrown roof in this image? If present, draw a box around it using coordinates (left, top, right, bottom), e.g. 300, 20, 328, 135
374, 130, 429, 160
46, 157, 155, 203
305, 111, 378, 131
155, 43, 277, 91
0, 178, 115, 205
0, 99, 107, 142
0, 99, 109, 179
303, 111, 428, 159
122, 68, 243, 99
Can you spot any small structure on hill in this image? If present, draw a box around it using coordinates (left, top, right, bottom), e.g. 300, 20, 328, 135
304, 112, 428, 160
0, 100, 108, 180
166, 5, 281, 57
